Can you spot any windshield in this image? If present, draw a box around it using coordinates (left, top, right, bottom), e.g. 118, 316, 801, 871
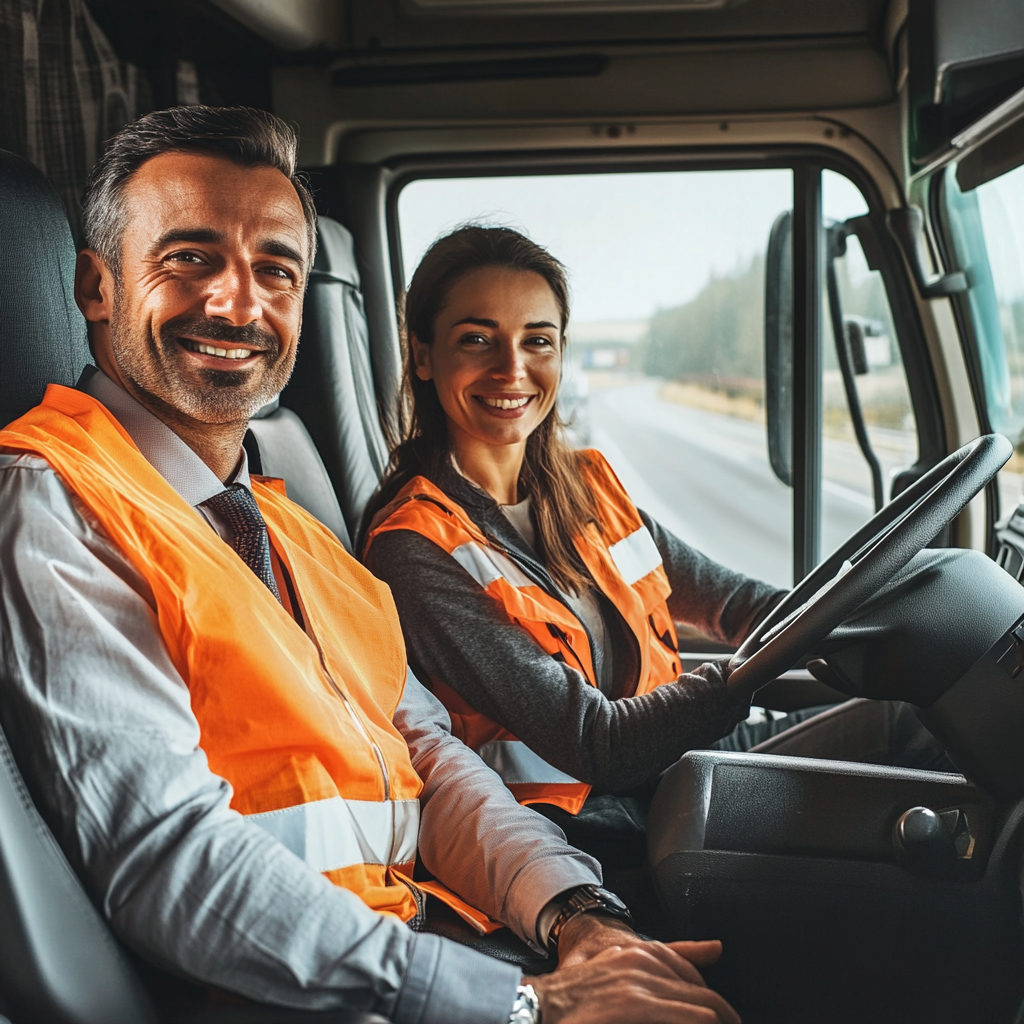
944, 161, 1024, 513
399, 168, 797, 588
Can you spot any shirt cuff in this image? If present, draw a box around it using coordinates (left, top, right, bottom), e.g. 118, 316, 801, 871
505, 852, 603, 953
391, 932, 522, 1024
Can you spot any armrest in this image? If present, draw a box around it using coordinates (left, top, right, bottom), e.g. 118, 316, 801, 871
421, 898, 555, 975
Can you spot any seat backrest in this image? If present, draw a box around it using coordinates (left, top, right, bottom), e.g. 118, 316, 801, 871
246, 402, 354, 550
282, 218, 389, 540
0, 147, 157, 1024
0, 149, 91, 425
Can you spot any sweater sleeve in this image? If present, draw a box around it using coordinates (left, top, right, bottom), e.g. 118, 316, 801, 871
366, 529, 751, 793
640, 511, 787, 646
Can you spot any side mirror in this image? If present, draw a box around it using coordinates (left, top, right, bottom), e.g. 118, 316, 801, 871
764, 210, 793, 487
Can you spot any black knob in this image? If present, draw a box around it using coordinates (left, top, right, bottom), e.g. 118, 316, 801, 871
893, 806, 957, 877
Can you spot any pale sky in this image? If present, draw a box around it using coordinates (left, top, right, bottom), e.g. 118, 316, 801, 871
397, 168, 869, 323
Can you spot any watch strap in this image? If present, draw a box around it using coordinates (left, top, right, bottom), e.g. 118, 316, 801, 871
545, 884, 632, 952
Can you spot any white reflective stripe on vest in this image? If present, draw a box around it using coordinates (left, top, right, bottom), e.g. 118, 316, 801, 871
608, 526, 663, 586
477, 740, 579, 785
246, 797, 420, 872
452, 541, 535, 589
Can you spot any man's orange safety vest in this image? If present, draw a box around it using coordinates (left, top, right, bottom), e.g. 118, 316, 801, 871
0, 385, 493, 930
364, 450, 681, 815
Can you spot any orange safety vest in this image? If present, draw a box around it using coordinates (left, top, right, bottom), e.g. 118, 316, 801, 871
0, 385, 494, 931
364, 450, 681, 815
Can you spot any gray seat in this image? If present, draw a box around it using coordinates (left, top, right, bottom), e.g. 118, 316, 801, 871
245, 216, 395, 551
246, 400, 353, 550
0, 147, 385, 1024
0, 150, 91, 424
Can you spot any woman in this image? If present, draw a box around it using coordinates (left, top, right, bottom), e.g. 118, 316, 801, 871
360, 225, 951, 869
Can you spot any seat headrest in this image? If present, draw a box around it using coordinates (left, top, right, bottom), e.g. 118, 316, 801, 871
311, 216, 361, 288
0, 149, 91, 427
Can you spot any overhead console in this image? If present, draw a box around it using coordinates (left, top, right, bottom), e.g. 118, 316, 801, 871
906, 0, 1024, 170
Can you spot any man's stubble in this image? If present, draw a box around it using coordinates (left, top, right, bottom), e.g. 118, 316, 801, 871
108, 301, 296, 426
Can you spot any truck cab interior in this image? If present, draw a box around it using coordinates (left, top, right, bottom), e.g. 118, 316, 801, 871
5, 0, 1024, 1021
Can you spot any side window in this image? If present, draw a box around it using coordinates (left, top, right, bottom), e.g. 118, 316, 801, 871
820, 170, 919, 555
397, 170, 795, 592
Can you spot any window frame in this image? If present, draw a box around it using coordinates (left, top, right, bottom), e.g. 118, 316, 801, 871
384, 145, 945, 582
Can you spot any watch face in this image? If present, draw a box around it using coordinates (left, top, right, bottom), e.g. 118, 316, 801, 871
593, 887, 629, 913
567, 886, 632, 921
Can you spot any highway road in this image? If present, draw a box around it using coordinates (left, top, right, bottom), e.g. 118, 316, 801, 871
583, 378, 919, 590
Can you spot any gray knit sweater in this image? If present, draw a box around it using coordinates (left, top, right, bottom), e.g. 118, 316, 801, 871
365, 468, 784, 795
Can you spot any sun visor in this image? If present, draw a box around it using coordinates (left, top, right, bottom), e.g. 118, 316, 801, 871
907, 0, 1024, 167
956, 114, 1024, 192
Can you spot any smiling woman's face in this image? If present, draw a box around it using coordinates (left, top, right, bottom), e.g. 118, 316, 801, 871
413, 266, 563, 458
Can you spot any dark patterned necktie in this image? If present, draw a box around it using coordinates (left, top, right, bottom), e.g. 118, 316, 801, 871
203, 485, 282, 603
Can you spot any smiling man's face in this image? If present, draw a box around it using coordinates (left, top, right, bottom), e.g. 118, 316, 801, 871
93, 151, 308, 427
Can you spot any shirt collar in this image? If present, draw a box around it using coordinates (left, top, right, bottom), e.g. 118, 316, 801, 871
77, 366, 250, 507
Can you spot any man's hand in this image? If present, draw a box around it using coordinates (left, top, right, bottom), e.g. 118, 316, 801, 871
556, 913, 721, 983
527, 936, 740, 1024
555, 913, 653, 967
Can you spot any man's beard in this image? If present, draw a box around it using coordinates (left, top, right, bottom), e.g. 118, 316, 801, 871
109, 308, 295, 424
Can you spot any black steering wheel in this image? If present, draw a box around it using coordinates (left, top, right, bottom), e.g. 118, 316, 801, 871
728, 434, 1013, 696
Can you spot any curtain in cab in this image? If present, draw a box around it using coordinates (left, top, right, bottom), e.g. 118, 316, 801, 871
0, 0, 143, 243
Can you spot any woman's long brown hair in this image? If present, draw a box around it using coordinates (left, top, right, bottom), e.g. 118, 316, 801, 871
359, 225, 600, 594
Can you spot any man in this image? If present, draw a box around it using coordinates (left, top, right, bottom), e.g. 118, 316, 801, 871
0, 106, 738, 1024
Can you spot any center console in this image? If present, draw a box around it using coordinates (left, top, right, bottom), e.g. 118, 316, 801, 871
648, 750, 1023, 1024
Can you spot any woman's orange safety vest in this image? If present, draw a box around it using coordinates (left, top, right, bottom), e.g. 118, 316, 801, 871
364, 450, 681, 815
0, 385, 493, 930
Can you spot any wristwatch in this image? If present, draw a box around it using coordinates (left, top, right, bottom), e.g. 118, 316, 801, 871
509, 982, 541, 1024
545, 884, 633, 952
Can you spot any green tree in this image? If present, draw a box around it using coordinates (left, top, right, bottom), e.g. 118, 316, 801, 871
640, 255, 765, 381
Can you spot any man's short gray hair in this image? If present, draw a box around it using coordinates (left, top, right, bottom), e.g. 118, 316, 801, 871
82, 105, 317, 277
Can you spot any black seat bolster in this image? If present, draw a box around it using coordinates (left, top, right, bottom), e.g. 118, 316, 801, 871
1, 713, 391, 1023
246, 407, 353, 552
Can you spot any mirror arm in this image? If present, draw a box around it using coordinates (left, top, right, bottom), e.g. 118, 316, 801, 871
886, 206, 968, 300
827, 224, 885, 512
